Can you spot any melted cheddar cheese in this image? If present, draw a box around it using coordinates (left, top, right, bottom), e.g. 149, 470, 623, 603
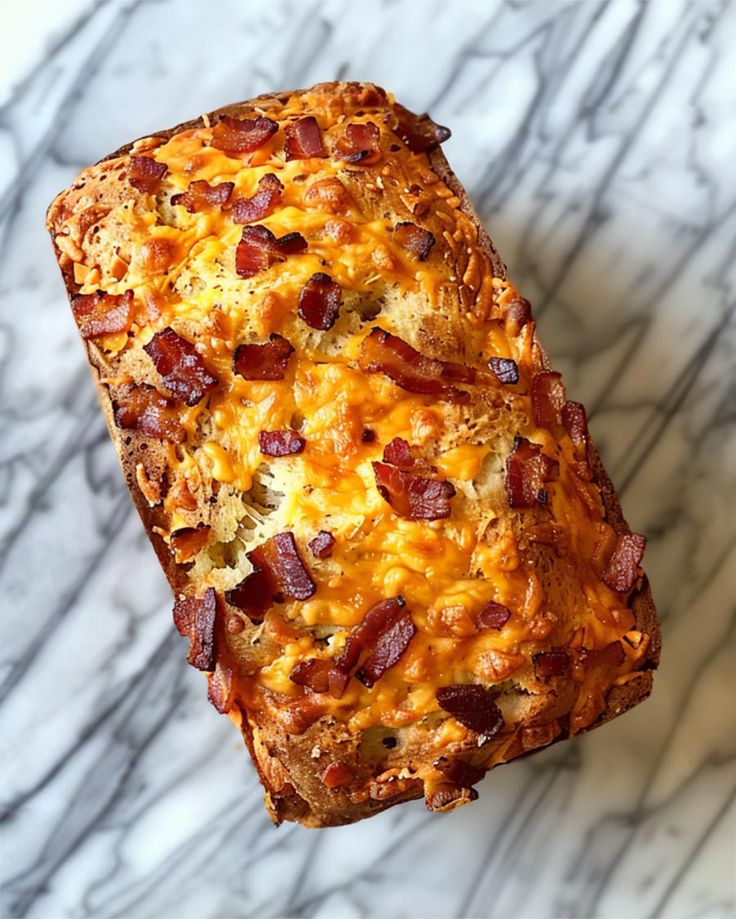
50, 82, 650, 770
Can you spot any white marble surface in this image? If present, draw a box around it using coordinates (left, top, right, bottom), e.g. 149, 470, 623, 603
1, 1, 735, 917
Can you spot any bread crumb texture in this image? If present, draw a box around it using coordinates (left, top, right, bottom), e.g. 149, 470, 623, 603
47, 82, 658, 826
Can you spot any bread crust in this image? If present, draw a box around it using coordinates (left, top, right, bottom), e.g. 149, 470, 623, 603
47, 82, 660, 828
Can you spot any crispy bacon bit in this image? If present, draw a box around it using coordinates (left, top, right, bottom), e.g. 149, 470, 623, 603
71, 289, 133, 339
336, 122, 381, 165
359, 327, 473, 402
114, 384, 185, 443
170, 525, 211, 563
336, 596, 410, 676
211, 114, 278, 157
258, 429, 306, 457
434, 756, 486, 788
297, 273, 342, 330
533, 650, 570, 678
284, 116, 327, 160
505, 436, 559, 508
207, 662, 233, 714
476, 601, 512, 631
308, 530, 335, 559
172, 588, 217, 671
290, 659, 329, 692
488, 357, 519, 385
235, 224, 307, 278
373, 462, 455, 520
129, 156, 168, 193
436, 684, 505, 738
226, 532, 315, 622
505, 297, 532, 333
601, 533, 646, 592
532, 371, 566, 427
231, 173, 284, 223
393, 222, 435, 261
575, 641, 626, 679
321, 761, 355, 789
290, 658, 348, 697
356, 614, 417, 688
170, 180, 234, 212
252, 532, 315, 602
426, 783, 478, 812
144, 327, 219, 406
392, 102, 451, 153
562, 401, 589, 455
233, 333, 294, 381
292, 597, 413, 698
382, 437, 414, 468
304, 176, 353, 214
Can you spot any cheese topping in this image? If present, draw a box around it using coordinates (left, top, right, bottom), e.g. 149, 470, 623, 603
54, 83, 649, 752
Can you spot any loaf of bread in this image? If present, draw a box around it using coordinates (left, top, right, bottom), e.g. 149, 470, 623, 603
47, 81, 660, 827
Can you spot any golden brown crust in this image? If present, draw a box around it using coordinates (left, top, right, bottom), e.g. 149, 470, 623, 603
47, 81, 660, 828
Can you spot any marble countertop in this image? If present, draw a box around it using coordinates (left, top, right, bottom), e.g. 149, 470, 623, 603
1, 1, 734, 917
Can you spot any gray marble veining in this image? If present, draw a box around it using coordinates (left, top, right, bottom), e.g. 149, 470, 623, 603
1, 1, 734, 917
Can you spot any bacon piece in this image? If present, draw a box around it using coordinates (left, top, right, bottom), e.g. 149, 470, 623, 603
321, 761, 355, 789
476, 601, 512, 631
533, 650, 570, 678
290, 659, 349, 697
114, 384, 185, 443
601, 533, 646, 592
336, 122, 381, 165
382, 437, 414, 468
532, 371, 566, 427
258, 429, 306, 457
505, 297, 532, 333
207, 662, 233, 714
144, 327, 219, 406
235, 224, 307, 278
433, 756, 486, 788
356, 614, 416, 688
284, 116, 327, 160
488, 357, 519, 385
392, 102, 451, 153
336, 596, 408, 674
373, 461, 455, 520
252, 532, 316, 602
233, 333, 294, 381
359, 327, 472, 402
211, 115, 278, 157
505, 436, 559, 508
297, 273, 342, 330
226, 532, 315, 622
575, 640, 626, 677
225, 566, 272, 623
129, 156, 168, 193
436, 684, 505, 738
71, 289, 133, 339
231, 173, 284, 223
170, 180, 234, 212
562, 401, 589, 455
170, 525, 211, 563
172, 588, 217, 671
292, 597, 412, 697
426, 783, 479, 812
394, 222, 435, 261
308, 531, 335, 559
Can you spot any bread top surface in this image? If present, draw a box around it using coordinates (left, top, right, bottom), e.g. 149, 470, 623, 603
47, 81, 658, 823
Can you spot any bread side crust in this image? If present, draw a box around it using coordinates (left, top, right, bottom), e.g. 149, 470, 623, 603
47, 83, 660, 828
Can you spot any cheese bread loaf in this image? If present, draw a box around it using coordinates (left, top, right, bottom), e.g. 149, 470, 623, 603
47, 81, 660, 827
